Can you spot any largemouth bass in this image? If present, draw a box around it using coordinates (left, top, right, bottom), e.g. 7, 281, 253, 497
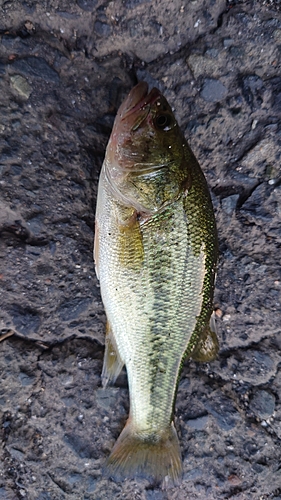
94, 82, 218, 484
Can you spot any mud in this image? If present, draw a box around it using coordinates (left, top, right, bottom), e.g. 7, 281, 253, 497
0, 1, 281, 499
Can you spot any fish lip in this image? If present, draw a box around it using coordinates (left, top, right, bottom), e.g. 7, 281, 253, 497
121, 83, 161, 121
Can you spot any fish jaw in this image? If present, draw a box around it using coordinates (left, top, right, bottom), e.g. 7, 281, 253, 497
117, 81, 149, 119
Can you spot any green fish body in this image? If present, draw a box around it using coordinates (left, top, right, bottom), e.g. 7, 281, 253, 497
94, 82, 218, 484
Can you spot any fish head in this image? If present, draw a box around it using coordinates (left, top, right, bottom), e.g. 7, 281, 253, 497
104, 82, 190, 214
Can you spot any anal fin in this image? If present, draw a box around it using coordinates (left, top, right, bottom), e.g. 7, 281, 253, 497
102, 321, 124, 388
191, 312, 219, 362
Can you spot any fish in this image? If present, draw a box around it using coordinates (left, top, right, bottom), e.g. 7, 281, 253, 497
94, 81, 218, 484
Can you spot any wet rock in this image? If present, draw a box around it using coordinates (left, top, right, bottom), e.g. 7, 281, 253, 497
146, 489, 166, 500
223, 38, 234, 48
18, 372, 36, 386
58, 297, 92, 322
183, 467, 202, 482
11, 57, 59, 83
249, 390, 276, 420
200, 78, 227, 102
186, 415, 208, 430
64, 432, 100, 459
241, 183, 281, 226
188, 54, 220, 79
236, 350, 276, 385
205, 392, 241, 430
270, 76, 281, 111
240, 74, 264, 108
26, 214, 45, 235
221, 194, 239, 215
94, 21, 111, 37
76, 0, 97, 11
0, 487, 17, 500
35, 493, 52, 500
125, 0, 151, 7
9, 164, 22, 175
85, 476, 98, 493
10, 74, 31, 98
240, 138, 278, 178
10, 304, 41, 336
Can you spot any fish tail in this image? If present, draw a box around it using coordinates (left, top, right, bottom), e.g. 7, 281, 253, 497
106, 420, 182, 485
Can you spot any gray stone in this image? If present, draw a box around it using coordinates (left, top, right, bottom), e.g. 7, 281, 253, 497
221, 194, 239, 215
223, 38, 234, 47
205, 392, 241, 430
125, 0, 151, 8
76, 0, 97, 11
94, 21, 111, 37
183, 467, 202, 482
186, 415, 208, 430
64, 432, 100, 459
249, 390, 276, 420
12, 57, 59, 83
10, 75, 31, 98
10, 304, 41, 335
200, 78, 227, 102
188, 54, 218, 78
58, 298, 92, 322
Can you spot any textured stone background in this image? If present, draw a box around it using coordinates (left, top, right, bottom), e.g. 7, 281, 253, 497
0, 0, 281, 498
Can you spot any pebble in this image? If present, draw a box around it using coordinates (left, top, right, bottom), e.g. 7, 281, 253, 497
205, 393, 240, 430
221, 194, 239, 215
186, 415, 208, 430
58, 297, 92, 321
249, 390, 276, 420
12, 57, 59, 83
124, 0, 150, 8
200, 78, 227, 102
76, 0, 97, 11
94, 21, 111, 37
10, 75, 31, 99
187, 54, 215, 78
10, 304, 41, 335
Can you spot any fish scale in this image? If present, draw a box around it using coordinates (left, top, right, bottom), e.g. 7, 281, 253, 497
98, 178, 208, 428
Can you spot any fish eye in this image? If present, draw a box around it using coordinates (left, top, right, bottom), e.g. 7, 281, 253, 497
154, 113, 173, 131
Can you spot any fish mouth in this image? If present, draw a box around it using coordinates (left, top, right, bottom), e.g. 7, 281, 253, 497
120, 82, 161, 121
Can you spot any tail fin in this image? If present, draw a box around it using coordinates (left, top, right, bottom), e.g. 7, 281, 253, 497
106, 420, 182, 485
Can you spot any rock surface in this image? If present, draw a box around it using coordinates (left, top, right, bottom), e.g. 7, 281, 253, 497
0, 1, 281, 499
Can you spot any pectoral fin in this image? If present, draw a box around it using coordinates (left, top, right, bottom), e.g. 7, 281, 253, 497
191, 313, 219, 362
116, 206, 144, 271
102, 321, 124, 388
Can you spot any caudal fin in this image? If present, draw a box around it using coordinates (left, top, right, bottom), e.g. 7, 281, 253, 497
106, 420, 182, 485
